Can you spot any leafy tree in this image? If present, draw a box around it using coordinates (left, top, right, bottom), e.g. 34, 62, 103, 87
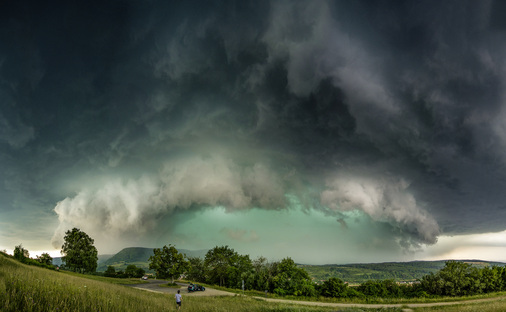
420, 260, 481, 296
149, 245, 189, 283
60, 228, 98, 273
318, 277, 349, 298
271, 257, 316, 296
228, 254, 254, 289
480, 266, 503, 293
251, 256, 272, 291
122, 264, 145, 278
205, 245, 253, 287
14, 244, 29, 261
116, 270, 126, 278
36, 252, 53, 266
104, 265, 116, 277
125, 264, 139, 278
187, 256, 207, 282
136, 267, 146, 278
358, 279, 403, 298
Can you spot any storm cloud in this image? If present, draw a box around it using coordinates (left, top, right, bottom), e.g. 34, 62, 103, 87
2, 0, 506, 260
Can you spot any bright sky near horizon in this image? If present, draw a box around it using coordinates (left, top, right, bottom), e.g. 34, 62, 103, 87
2, 0, 506, 265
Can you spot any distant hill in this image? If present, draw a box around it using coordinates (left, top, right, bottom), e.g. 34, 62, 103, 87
96, 247, 208, 272
301, 259, 506, 284
103, 247, 154, 266
52, 254, 113, 267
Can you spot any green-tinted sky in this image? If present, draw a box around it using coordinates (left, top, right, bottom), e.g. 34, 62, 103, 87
2, 0, 506, 264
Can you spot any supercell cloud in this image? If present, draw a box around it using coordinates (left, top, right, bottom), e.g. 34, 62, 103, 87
2, 0, 506, 260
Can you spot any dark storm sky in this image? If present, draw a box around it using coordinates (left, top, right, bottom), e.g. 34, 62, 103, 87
2, 0, 506, 262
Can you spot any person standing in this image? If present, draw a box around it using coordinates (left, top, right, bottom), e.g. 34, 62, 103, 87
175, 289, 182, 310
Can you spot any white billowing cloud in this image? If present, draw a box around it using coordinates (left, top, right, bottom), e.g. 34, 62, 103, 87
156, 156, 286, 210
51, 176, 162, 249
51, 155, 286, 248
320, 174, 440, 246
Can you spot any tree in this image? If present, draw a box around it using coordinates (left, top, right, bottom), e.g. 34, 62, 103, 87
149, 245, 189, 283
205, 245, 247, 287
187, 256, 207, 283
420, 260, 478, 296
271, 257, 316, 296
104, 265, 116, 277
125, 264, 139, 278
36, 253, 53, 266
124, 264, 145, 278
318, 277, 349, 298
357, 279, 402, 298
136, 267, 146, 278
60, 228, 98, 273
251, 256, 271, 291
14, 244, 29, 261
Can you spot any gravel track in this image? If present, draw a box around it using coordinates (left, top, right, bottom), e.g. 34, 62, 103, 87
126, 280, 234, 297
127, 280, 506, 309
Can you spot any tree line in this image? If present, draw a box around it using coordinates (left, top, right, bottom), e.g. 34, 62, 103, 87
10, 228, 506, 299
148, 244, 316, 296
146, 244, 506, 299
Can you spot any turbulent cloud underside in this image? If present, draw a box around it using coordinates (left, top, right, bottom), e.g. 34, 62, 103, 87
2, 0, 506, 255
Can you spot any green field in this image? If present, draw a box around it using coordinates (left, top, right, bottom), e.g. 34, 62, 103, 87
4, 253, 506, 311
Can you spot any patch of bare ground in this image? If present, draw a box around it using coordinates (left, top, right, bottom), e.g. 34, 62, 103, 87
127, 280, 235, 297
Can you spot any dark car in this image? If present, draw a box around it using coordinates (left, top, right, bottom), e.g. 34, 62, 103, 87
187, 283, 205, 292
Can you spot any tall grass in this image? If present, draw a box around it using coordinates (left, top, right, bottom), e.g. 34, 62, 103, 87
7, 253, 506, 311
1, 254, 390, 311
1, 254, 168, 311
410, 298, 506, 312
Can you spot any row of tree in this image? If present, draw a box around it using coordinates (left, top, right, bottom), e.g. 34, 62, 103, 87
11, 229, 98, 273
104, 264, 146, 278
13, 244, 54, 269
316, 261, 506, 299
11, 228, 506, 299
420, 260, 506, 296
148, 244, 506, 299
148, 244, 316, 296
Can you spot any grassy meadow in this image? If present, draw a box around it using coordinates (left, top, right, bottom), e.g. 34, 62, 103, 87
0, 253, 388, 311
3, 253, 506, 312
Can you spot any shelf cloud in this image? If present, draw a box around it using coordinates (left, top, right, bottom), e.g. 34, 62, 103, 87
2, 0, 506, 262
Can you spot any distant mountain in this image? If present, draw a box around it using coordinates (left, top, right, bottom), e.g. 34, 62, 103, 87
301, 259, 506, 284
96, 247, 208, 272
103, 247, 153, 266
53, 247, 207, 272
52, 254, 113, 267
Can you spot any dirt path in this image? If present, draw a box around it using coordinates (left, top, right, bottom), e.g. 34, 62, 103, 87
127, 280, 235, 297
128, 281, 506, 309
253, 295, 506, 309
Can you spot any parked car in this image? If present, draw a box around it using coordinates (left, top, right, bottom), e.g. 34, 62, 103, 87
187, 283, 205, 292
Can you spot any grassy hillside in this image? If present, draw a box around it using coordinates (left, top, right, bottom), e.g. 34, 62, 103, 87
0, 252, 347, 312
302, 260, 506, 284
4, 252, 506, 311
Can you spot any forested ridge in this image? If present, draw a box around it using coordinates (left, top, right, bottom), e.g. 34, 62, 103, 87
96, 246, 506, 284
302, 260, 506, 284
